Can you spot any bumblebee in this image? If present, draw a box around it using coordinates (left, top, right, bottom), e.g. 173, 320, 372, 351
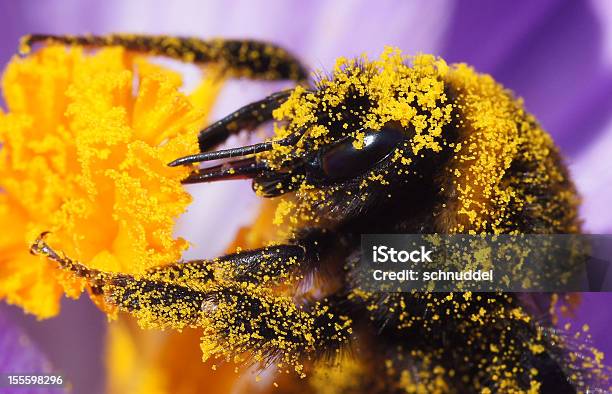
25, 34, 605, 393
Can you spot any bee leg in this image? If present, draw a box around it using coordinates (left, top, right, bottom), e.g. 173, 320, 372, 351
30, 232, 307, 290
32, 234, 352, 364
30, 234, 307, 326
20, 35, 309, 162
217, 244, 306, 283
143, 243, 306, 285
201, 286, 352, 370
195, 89, 293, 152
169, 89, 312, 168
100, 275, 209, 328
31, 235, 213, 328
20, 34, 308, 82
197, 228, 337, 285
30, 234, 105, 282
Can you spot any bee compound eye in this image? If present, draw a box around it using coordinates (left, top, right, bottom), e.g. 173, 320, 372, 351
320, 123, 406, 180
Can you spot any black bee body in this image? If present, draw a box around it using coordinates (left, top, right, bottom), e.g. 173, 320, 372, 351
28, 34, 601, 394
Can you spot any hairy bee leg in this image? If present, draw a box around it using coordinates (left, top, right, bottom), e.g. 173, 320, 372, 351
30, 235, 209, 326
196, 90, 293, 152
202, 286, 352, 370
30, 234, 309, 322
193, 228, 339, 285
20, 34, 308, 82
103, 276, 208, 328
146, 243, 306, 285
31, 232, 304, 285
217, 244, 306, 283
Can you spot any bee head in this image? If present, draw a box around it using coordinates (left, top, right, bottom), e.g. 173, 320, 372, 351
249, 51, 456, 227
172, 50, 457, 230
171, 48, 579, 235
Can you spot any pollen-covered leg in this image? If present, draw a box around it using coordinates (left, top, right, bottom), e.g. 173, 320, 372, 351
141, 243, 306, 286
31, 234, 310, 328
102, 276, 208, 329
215, 244, 306, 284
200, 286, 353, 375
30, 233, 106, 283
20, 34, 308, 82
116, 244, 307, 326
196, 90, 293, 151
198, 230, 335, 286
31, 234, 209, 328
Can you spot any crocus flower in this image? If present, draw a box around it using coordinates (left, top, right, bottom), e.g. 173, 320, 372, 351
0, 1, 611, 393
0, 44, 222, 318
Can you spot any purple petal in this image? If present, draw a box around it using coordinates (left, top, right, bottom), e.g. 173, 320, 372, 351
0, 300, 107, 394
555, 293, 612, 374
0, 308, 67, 394
440, 0, 612, 157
